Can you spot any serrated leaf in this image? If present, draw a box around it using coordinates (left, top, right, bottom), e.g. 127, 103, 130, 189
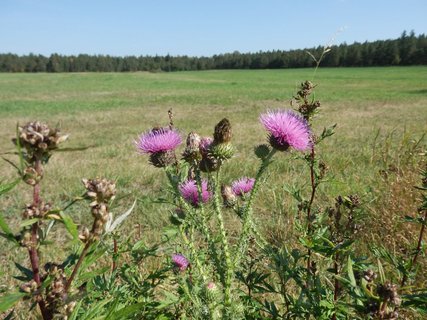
0, 292, 27, 312
60, 212, 78, 241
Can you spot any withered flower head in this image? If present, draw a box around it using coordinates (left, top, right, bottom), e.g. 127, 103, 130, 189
182, 132, 202, 162
221, 185, 237, 208
213, 118, 232, 144
13, 121, 68, 160
82, 178, 116, 205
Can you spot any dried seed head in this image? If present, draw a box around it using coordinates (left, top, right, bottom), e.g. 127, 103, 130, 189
363, 269, 377, 283
78, 226, 91, 243
23, 166, 43, 185
377, 282, 401, 306
13, 121, 68, 161
213, 118, 232, 144
82, 178, 116, 204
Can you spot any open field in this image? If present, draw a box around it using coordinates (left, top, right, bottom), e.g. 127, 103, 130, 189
0, 67, 426, 317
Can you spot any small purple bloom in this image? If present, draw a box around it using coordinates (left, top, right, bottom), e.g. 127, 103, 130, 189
231, 177, 255, 196
259, 110, 312, 151
135, 128, 182, 154
179, 179, 211, 206
172, 253, 189, 271
199, 137, 213, 155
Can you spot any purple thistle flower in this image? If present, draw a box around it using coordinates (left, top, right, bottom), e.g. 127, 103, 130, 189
135, 128, 182, 154
199, 137, 213, 155
259, 110, 312, 151
172, 253, 189, 271
179, 179, 211, 206
231, 177, 255, 196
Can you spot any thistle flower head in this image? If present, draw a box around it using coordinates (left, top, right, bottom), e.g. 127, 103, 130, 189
199, 137, 213, 156
135, 127, 182, 154
172, 253, 189, 271
231, 177, 255, 196
259, 110, 312, 151
179, 179, 211, 206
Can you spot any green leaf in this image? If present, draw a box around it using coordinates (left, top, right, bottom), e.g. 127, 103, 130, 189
0, 292, 27, 312
0, 179, 20, 196
377, 259, 386, 284
347, 256, 357, 287
79, 266, 110, 282
60, 212, 79, 241
108, 302, 146, 319
19, 218, 40, 228
0, 212, 14, 235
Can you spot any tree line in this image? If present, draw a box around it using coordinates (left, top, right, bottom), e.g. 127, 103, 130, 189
1, 31, 426, 73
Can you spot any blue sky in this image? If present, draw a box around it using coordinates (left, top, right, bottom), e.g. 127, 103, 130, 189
1, 0, 426, 57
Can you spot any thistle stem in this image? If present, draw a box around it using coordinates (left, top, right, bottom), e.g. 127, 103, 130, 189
401, 209, 427, 287
212, 170, 233, 312
27, 159, 51, 319
234, 149, 276, 263
64, 240, 91, 292
306, 146, 317, 282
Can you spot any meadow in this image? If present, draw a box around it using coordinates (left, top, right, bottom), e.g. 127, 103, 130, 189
0, 66, 426, 319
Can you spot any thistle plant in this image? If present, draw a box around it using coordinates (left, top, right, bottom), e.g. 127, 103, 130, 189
0, 122, 134, 319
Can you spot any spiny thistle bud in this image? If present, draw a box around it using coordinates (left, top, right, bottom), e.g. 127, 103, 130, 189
254, 144, 271, 159
221, 185, 237, 208
213, 118, 232, 144
209, 143, 234, 161
199, 155, 220, 173
13, 121, 68, 162
182, 132, 202, 162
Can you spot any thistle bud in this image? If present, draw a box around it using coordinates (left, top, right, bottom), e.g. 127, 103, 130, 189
221, 185, 237, 208
213, 118, 232, 144
182, 132, 202, 162
209, 143, 234, 161
254, 144, 270, 159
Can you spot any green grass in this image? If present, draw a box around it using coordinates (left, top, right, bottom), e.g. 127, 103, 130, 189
1, 67, 426, 302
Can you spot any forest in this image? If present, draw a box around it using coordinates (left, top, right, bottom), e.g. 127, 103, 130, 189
0, 31, 426, 72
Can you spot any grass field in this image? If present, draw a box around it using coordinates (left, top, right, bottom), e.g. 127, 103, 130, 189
1, 67, 426, 308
